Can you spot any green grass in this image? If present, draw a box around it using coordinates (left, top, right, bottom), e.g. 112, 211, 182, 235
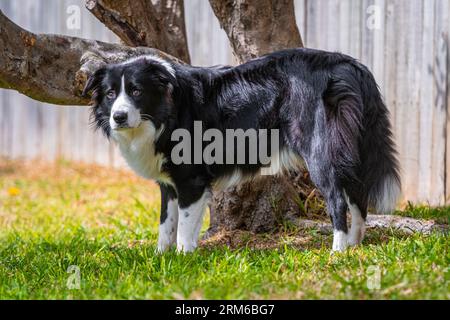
0, 160, 449, 299
396, 202, 450, 225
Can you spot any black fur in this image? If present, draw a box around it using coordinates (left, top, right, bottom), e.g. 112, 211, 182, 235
159, 184, 177, 224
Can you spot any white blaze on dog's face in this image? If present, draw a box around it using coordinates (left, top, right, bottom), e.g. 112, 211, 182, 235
109, 75, 142, 131
84, 56, 176, 139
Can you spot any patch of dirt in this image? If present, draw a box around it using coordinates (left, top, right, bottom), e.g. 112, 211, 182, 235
199, 228, 325, 250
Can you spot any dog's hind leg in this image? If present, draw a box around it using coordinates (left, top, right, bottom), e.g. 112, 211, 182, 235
306, 161, 349, 251
344, 191, 367, 246
157, 184, 178, 253
303, 154, 349, 251
176, 185, 211, 253
326, 190, 349, 252
348, 204, 365, 246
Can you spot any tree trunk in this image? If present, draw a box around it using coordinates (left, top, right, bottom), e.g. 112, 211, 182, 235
209, 0, 303, 62
85, 0, 190, 63
206, 0, 315, 235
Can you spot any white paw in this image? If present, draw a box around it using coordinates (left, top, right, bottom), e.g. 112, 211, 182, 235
176, 241, 197, 253
156, 238, 174, 253
156, 244, 168, 254
332, 230, 348, 252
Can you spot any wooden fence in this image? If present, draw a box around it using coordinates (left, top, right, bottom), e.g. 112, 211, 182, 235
0, 0, 449, 206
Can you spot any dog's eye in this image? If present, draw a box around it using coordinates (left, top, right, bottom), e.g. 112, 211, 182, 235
132, 89, 142, 97
106, 90, 116, 99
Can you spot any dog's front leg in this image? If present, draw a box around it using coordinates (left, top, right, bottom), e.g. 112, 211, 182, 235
157, 184, 178, 253
176, 186, 210, 253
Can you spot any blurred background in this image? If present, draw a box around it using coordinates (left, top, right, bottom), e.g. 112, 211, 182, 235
0, 0, 449, 206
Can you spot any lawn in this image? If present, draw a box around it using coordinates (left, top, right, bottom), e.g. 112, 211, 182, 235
0, 159, 448, 299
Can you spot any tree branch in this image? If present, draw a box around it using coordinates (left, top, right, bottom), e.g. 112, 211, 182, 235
209, 0, 303, 62
293, 215, 448, 235
85, 0, 190, 63
0, 10, 182, 106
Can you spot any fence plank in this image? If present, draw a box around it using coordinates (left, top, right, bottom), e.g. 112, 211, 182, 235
401, 0, 422, 203
349, 0, 362, 58
447, 0, 450, 203
383, 0, 397, 121
430, 0, 448, 204
326, 0, 340, 51
418, 0, 436, 203
338, 0, 352, 54
372, 0, 386, 90
305, 0, 317, 48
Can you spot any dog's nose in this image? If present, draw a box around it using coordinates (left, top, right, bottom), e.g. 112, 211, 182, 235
113, 111, 128, 124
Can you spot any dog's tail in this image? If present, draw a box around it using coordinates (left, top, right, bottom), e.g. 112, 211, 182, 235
359, 68, 401, 214
325, 60, 401, 214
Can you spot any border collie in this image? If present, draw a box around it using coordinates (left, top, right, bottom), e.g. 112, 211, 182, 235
83, 48, 401, 253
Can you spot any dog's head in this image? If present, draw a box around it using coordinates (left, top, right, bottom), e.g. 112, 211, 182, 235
82, 56, 176, 138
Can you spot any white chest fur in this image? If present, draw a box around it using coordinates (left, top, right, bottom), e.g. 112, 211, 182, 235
111, 121, 172, 185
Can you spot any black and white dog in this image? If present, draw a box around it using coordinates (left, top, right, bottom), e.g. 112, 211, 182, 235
83, 48, 401, 253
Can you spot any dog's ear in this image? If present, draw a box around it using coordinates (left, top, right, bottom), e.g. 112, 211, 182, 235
140, 59, 176, 89
155, 70, 176, 88
82, 67, 106, 97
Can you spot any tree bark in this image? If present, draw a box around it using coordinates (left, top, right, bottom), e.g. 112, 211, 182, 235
292, 215, 448, 236
209, 0, 303, 62
85, 0, 190, 63
206, 0, 312, 235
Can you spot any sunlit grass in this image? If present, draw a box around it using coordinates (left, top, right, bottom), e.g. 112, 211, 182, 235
0, 159, 448, 299
395, 202, 450, 225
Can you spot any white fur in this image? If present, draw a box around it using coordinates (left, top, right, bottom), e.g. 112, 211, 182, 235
111, 121, 172, 185
348, 204, 365, 246
177, 191, 211, 253
121, 54, 175, 77
212, 149, 304, 191
374, 175, 401, 214
157, 199, 179, 252
332, 230, 348, 252
343, 191, 366, 246
213, 169, 246, 191
260, 148, 304, 176
110, 76, 141, 130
